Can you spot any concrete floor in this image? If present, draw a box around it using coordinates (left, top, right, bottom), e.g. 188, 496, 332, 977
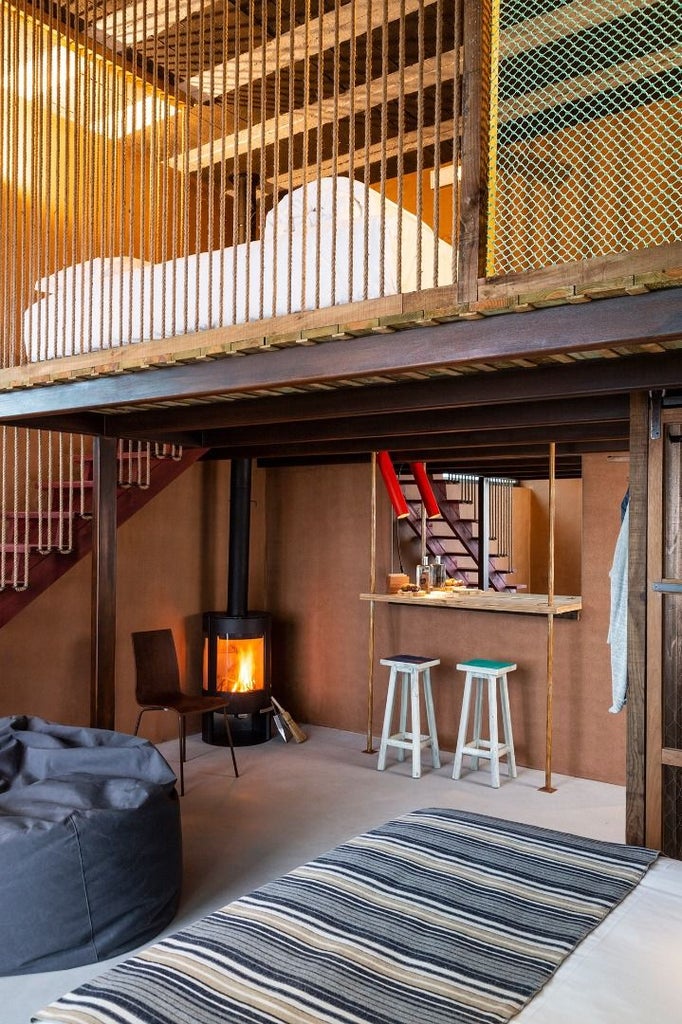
3, 725, 626, 1024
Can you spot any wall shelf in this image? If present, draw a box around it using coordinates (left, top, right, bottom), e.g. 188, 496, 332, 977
359, 591, 582, 617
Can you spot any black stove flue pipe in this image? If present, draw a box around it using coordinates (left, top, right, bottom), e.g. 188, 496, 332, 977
227, 458, 252, 617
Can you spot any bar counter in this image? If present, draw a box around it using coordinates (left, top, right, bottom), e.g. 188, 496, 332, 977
359, 590, 582, 617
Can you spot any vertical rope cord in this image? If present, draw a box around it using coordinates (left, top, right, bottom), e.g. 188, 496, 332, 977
205, 0, 216, 332
347, 0, 356, 302
257, 0, 268, 321
149, 0, 161, 336
170, 0, 182, 337
330, 0, 340, 307
432, 0, 443, 284
9, 9, 22, 364
27, 5, 42, 367
397, 0, 406, 292
362, 0, 372, 300
244, 0, 256, 322
193, 0, 205, 332
379, 0, 388, 295
300, 0, 310, 314
84, 7, 97, 353
18, 3, 30, 365
314, 0, 323, 310
286, 0, 295, 314
218, 0, 229, 326
182, 0, 192, 336
271, 0, 281, 320
231, 2, 241, 323
415, 0, 424, 291
158, 0, 170, 337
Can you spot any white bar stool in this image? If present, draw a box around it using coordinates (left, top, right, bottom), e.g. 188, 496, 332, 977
452, 658, 517, 788
377, 655, 441, 779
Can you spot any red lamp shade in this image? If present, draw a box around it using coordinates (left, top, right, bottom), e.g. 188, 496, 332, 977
410, 462, 441, 519
377, 451, 409, 519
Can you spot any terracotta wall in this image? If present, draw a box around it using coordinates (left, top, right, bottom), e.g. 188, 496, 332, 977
266, 455, 629, 785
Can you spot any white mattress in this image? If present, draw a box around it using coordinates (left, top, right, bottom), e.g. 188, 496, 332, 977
23, 178, 454, 361
517, 855, 682, 1022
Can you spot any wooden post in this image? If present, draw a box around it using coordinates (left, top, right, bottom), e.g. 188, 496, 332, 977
477, 475, 490, 591
540, 441, 557, 792
626, 391, 649, 845
365, 453, 377, 754
91, 436, 118, 730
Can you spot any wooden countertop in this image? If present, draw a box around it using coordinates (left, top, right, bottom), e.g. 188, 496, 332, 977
359, 591, 582, 616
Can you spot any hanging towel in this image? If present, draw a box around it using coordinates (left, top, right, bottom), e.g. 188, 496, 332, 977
608, 502, 629, 713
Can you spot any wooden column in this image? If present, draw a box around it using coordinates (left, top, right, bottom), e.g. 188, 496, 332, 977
457, 0, 491, 303
91, 436, 118, 730
477, 475, 490, 591
627, 391, 649, 845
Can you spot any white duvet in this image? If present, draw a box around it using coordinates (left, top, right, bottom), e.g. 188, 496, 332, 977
23, 178, 454, 361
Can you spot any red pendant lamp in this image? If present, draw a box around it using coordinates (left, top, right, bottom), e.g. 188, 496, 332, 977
410, 462, 441, 519
377, 451, 409, 519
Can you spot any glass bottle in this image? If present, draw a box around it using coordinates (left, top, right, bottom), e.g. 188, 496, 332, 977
432, 555, 446, 589
416, 556, 432, 592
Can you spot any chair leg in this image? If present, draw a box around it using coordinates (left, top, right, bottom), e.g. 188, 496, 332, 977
222, 708, 239, 778
177, 715, 185, 797
133, 709, 146, 735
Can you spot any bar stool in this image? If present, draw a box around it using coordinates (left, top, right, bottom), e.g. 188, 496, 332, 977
377, 655, 441, 779
452, 658, 517, 788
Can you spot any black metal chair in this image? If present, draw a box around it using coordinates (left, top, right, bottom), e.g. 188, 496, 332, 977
132, 628, 238, 795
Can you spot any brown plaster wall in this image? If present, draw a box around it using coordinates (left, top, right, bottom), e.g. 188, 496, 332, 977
0, 452, 627, 785
266, 456, 628, 785
0, 460, 235, 742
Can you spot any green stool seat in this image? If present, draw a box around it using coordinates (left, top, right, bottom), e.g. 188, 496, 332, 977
452, 659, 517, 788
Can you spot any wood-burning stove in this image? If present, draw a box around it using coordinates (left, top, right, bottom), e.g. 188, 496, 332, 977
202, 611, 271, 745
202, 457, 272, 746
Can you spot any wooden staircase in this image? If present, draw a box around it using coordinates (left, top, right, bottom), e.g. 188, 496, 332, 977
400, 474, 515, 592
0, 444, 205, 627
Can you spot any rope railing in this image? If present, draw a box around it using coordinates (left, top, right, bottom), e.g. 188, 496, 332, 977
1, 0, 461, 371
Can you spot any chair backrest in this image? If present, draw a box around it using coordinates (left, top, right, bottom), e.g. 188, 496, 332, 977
132, 629, 183, 705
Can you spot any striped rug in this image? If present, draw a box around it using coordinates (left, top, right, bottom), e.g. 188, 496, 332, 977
33, 808, 658, 1024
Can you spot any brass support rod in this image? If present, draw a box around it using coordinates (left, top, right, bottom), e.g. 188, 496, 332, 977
365, 452, 377, 753
540, 440, 557, 792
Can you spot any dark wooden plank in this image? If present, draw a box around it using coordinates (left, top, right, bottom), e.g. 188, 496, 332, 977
0, 290, 680, 424
626, 391, 648, 846
90, 437, 118, 731
457, 0, 489, 301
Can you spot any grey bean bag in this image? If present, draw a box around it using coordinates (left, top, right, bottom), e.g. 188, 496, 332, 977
0, 715, 182, 975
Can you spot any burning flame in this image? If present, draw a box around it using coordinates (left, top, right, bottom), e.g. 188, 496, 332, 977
213, 637, 264, 694
230, 645, 256, 693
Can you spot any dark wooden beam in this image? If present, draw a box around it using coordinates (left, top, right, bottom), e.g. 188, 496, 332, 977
196, 395, 628, 449
626, 390, 649, 846
90, 436, 118, 731
0, 291, 680, 426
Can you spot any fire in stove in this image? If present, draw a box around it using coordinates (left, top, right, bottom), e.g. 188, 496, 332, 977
202, 611, 272, 746
215, 637, 265, 694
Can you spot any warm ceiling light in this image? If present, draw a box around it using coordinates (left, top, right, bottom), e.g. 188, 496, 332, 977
410, 462, 441, 519
377, 451, 409, 519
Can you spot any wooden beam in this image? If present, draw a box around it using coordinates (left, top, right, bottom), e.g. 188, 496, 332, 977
457, 1, 488, 301
175, 49, 458, 173
185, 0, 439, 98
0, 290, 680, 423
94, 0, 207, 46
626, 391, 649, 845
90, 437, 118, 731
112, 362, 640, 437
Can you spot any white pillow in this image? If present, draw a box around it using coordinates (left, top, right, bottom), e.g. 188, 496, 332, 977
36, 256, 144, 296
265, 177, 367, 235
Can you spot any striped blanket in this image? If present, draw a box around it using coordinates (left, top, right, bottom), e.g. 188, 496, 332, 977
33, 808, 658, 1024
